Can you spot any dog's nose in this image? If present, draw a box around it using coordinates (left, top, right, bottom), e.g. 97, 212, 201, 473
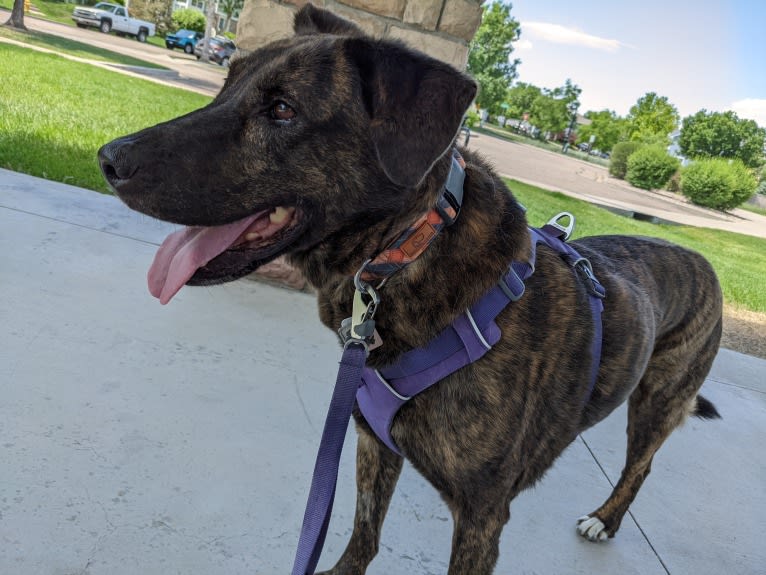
98, 137, 139, 189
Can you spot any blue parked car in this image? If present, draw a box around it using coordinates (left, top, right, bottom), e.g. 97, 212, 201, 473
165, 29, 203, 54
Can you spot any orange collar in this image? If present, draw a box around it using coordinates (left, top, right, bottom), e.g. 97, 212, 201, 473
360, 150, 466, 283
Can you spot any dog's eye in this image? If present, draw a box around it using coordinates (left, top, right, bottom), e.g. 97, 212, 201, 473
271, 101, 296, 121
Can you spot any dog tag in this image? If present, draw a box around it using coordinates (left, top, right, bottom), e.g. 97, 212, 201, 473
368, 328, 383, 351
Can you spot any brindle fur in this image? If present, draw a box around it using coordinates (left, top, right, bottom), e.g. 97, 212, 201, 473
98, 5, 722, 574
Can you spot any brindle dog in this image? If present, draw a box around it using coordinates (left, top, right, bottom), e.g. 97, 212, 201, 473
98, 5, 722, 574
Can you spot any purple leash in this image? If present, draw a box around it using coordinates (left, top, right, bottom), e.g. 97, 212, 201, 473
291, 342, 368, 575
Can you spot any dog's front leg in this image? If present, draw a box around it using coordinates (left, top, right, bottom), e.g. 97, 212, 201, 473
446, 497, 511, 575
319, 425, 403, 575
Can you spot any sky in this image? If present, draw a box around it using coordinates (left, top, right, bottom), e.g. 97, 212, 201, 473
507, 0, 766, 126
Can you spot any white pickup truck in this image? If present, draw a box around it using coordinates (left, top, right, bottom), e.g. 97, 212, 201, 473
72, 2, 156, 43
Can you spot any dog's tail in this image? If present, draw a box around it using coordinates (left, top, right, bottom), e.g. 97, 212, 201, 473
693, 394, 721, 420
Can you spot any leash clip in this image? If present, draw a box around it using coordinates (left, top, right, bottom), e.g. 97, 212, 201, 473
338, 262, 383, 353
546, 212, 576, 241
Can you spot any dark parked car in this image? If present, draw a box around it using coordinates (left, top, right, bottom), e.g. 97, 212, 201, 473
165, 29, 203, 54
194, 36, 237, 67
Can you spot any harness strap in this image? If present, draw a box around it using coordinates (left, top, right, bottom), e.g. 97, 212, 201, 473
358, 226, 605, 455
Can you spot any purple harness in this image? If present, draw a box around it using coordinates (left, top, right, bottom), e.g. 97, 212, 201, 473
357, 224, 606, 454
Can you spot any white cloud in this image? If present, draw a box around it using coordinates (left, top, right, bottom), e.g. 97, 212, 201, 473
522, 22, 626, 52
730, 99, 766, 128
514, 38, 534, 52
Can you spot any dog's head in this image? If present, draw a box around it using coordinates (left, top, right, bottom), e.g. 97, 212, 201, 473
99, 4, 476, 302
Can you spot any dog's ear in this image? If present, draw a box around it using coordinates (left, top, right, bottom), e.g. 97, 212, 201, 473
347, 39, 477, 188
294, 3, 364, 37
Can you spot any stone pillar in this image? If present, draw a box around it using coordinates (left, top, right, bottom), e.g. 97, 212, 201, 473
236, 0, 483, 69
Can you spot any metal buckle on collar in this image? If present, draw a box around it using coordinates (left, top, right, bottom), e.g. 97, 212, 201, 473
435, 190, 460, 226
546, 212, 576, 241
435, 155, 465, 226
572, 257, 605, 298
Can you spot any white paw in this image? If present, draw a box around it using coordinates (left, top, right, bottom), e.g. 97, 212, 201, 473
576, 515, 609, 542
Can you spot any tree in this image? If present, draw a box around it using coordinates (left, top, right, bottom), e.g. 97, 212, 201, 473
4, 0, 26, 30
529, 94, 569, 134
467, 1, 521, 115
172, 8, 206, 34
505, 82, 541, 119
218, 0, 243, 33
679, 110, 766, 169
131, 0, 174, 37
627, 92, 679, 145
527, 79, 581, 135
576, 109, 627, 152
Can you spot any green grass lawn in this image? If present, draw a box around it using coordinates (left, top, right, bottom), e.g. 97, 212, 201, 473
1, 41, 764, 315
0, 23, 167, 67
740, 201, 766, 217
509, 179, 766, 313
0, 44, 210, 191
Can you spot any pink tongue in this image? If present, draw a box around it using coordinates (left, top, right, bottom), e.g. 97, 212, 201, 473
148, 211, 267, 304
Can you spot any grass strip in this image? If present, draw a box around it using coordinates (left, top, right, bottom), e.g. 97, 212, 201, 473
0, 44, 210, 192
0, 23, 167, 68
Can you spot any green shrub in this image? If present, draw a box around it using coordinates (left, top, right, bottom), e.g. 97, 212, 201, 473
171, 8, 206, 34
463, 109, 480, 128
626, 146, 680, 190
680, 158, 758, 211
608, 141, 642, 179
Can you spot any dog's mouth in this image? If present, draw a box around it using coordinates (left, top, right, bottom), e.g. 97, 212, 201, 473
148, 205, 302, 304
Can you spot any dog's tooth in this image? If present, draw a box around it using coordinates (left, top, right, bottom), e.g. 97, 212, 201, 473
269, 206, 291, 224
245, 232, 260, 241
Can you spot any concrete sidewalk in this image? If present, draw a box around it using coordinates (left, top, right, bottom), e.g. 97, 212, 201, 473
1, 169, 764, 575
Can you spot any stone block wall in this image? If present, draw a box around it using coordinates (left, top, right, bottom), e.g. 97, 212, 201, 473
236, 0, 483, 69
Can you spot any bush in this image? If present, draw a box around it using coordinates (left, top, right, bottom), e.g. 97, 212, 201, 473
680, 158, 758, 211
625, 146, 679, 190
171, 8, 206, 34
463, 109, 480, 128
608, 141, 642, 179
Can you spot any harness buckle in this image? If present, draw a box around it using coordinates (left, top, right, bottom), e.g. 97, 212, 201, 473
572, 257, 606, 299
546, 212, 576, 241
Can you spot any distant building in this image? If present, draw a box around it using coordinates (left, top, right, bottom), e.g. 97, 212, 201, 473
667, 129, 690, 166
